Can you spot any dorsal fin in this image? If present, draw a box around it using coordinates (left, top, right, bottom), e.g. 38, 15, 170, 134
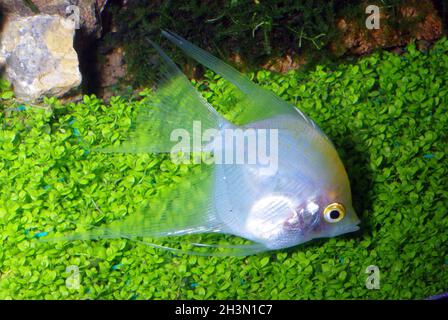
99, 39, 224, 154
161, 30, 300, 126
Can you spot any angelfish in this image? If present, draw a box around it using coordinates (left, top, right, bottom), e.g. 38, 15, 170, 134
50, 31, 360, 256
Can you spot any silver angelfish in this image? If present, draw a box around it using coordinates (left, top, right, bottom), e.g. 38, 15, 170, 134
48, 31, 360, 256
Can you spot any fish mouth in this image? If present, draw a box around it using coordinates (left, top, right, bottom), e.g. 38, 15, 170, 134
342, 224, 360, 234
342, 217, 361, 233
344, 211, 361, 233
328, 215, 360, 236
314, 220, 361, 239
326, 223, 360, 238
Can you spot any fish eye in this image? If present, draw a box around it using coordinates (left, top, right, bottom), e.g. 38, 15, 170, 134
323, 203, 345, 223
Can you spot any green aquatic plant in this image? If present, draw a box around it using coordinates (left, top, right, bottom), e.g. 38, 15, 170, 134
0, 38, 447, 299
22, 0, 40, 14
0, 79, 13, 101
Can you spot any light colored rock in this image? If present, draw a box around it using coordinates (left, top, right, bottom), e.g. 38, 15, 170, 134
0, 15, 82, 101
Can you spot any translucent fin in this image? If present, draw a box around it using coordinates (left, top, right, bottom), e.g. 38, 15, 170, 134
43, 164, 223, 242
161, 30, 299, 126
102, 40, 223, 154
135, 238, 270, 257
43, 228, 268, 257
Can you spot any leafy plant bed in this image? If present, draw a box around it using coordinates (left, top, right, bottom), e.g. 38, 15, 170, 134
0, 39, 447, 299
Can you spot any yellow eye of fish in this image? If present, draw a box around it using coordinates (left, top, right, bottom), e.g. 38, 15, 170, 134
323, 203, 345, 223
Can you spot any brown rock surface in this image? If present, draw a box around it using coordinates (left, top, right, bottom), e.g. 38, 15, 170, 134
332, 0, 442, 56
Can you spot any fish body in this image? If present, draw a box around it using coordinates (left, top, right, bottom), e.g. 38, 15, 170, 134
211, 113, 359, 251
49, 31, 360, 255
